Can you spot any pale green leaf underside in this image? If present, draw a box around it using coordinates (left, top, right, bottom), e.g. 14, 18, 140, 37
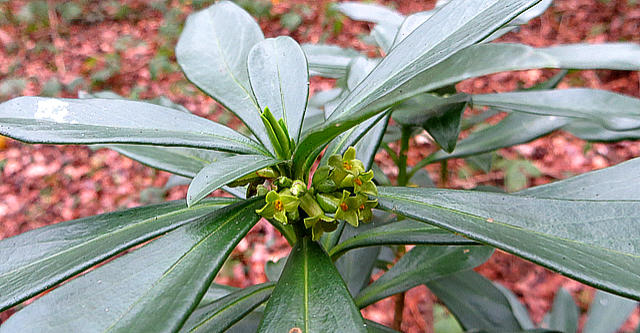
302, 44, 360, 78
377, 187, 640, 300
259, 237, 366, 333
0, 97, 267, 155
0, 198, 235, 312
176, 1, 271, 150
248, 36, 309, 142
473, 89, 640, 131
187, 155, 280, 206
1, 199, 262, 333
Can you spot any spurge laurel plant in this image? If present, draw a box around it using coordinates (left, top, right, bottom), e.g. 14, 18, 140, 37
0, 0, 639, 332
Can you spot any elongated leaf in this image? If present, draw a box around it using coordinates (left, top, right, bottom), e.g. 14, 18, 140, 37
1, 199, 263, 332
0, 198, 235, 312
187, 155, 280, 206
376, 187, 640, 300
543, 288, 579, 333
329, 220, 477, 259
583, 290, 638, 333
106, 145, 230, 178
428, 113, 569, 163
182, 282, 275, 333
248, 37, 309, 141
495, 284, 536, 329
293, 0, 541, 176
564, 120, 640, 142
0, 97, 267, 155
334, 2, 404, 26
518, 156, 640, 200
258, 237, 366, 333
365, 320, 400, 333
355, 245, 493, 308
473, 89, 640, 131
426, 270, 523, 331
302, 44, 359, 78
335, 223, 381, 297
176, 1, 270, 149
397, 42, 640, 97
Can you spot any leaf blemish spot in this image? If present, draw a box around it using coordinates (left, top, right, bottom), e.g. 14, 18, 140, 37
289, 327, 302, 333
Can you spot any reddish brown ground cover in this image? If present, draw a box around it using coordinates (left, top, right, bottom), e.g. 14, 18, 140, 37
1, 0, 639, 331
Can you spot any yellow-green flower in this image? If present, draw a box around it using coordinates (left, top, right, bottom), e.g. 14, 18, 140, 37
256, 190, 299, 225
354, 170, 377, 196
335, 190, 363, 227
357, 196, 378, 223
329, 147, 365, 185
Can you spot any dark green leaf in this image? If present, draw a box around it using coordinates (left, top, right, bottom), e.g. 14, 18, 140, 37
293, 0, 541, 177
544, 288, 578, 333
472, 89, 640, 131
182, 282, 275, 333
248, 36, 309, 142
335, 224, 380, 297
105, 145, 230, 178
393, 93, 469, 153
428, 113, 569, 163
426, 270, 522, 331
302, 44, 360, 78
355, 245, 493, 308
0, 198, 234, 312
176, 1, 270, 149
187, 154, 280, 206
0, 97, 267, 155
583, 290, 638, 333
365, 320, 400, 333
376, 187, 640, 300
264, 257, 287, 282
2, 199, 263, 332
329, 220, 477, 259
517, 156, 640, 200
495, 284, 535, 329
258, 237, 366, 333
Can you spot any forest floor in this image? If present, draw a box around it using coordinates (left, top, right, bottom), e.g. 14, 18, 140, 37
1, 0, 639, 331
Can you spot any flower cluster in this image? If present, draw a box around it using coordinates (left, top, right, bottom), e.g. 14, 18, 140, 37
255, 147, 378, 240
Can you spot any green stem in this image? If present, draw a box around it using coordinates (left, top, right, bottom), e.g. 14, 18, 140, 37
439, 160, 448, 186
396, 126, 411, 186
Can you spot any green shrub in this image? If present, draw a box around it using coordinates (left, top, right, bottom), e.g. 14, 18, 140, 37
0, 1, 639, 331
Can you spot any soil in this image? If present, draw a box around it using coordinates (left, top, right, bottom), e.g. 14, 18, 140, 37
0, 0, 639, 331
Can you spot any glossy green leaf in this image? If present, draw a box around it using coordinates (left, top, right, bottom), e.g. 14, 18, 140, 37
544, 288, 578, 333
365, 320, 400, 333
181, 282, 275, 333
1, 199, 263, 332
197, 283, 237, 308
258, 237, 366, 333
473, 89, 640, 131
0, 198, 235, 312
176, 1, 270, 149
302, 44, 360, 78
426, 270, 523, 331
187, 155, 280, 206
370, 23, 397, 52
106, 145, 230, 178
248, 36, 309, 142
517, 156, 640, 200
402, 42, 640, 97
334, 2, 404, 26
335, 223, 381, 297
0, 97, 267, 155
564, 120, 640, 142
329, 220, 477, 259
293, 0, 541, 176
355, 245, 493, 308
376, 187, 640, 300
583, 290, 638, 333
428, 113, 569, 163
